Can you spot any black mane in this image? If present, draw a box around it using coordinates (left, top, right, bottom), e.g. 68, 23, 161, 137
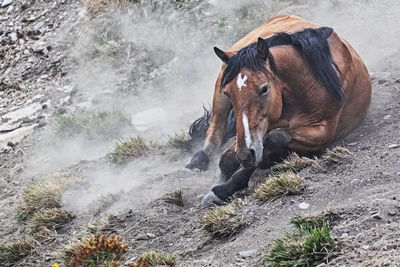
220, 27, 343, 102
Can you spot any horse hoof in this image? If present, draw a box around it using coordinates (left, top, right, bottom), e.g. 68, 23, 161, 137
201, 191, 225, 207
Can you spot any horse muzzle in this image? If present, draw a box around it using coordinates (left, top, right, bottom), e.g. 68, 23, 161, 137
236, 141, 263, 169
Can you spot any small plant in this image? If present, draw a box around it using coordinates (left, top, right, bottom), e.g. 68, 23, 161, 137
0, 240, 33, 267
255, 171, 304, 201
167, 130, 191, 150
108, 136, 149, 164
68, 234, 128, 267
17, 176, 78, 222
17, 180, 61, 222
163, 189, 184, 207
51, 110, 128, 139
321, 146, 351, 164
28, 208, 74, 240
270, 153, 313, 174
128, 251, 176, 267
200, 198, 247, 238
265, 215, 335, 267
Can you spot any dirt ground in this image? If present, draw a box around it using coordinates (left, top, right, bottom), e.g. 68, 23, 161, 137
1, 0, 400, 266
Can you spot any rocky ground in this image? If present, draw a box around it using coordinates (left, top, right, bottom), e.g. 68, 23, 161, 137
1, 0, 400, 266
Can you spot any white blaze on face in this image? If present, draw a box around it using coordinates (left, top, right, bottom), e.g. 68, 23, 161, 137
242, 113, 251, 148
237, 73, 247, 91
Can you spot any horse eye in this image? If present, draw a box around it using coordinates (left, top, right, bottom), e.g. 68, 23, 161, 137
259, 85, 269, 96
223, 90, 230, 98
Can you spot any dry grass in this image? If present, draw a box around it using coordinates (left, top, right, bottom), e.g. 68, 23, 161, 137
17, 176, 77, 222
200, 198, 247, 238
68, 234, 128, 267
255, 171, 304, 201
52, 110, 128, 139
321, 146, 351, 164
163, 189, 184, 207
28, 208, 74, 240
270, 153, 314, 174
0, 240, 33, 267
108, 136, 150, 164
128, 251, 176, 267
265, 215, 335, 266
167, 130, 191, 150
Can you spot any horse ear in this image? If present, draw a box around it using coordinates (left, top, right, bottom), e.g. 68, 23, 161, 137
257, 37, 269, 61
214, 47, 233, 64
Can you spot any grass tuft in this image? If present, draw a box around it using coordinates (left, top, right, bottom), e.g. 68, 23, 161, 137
321, 146, 351, 164
0, 240, 33, 267
265, 215, 335, 267
255, 171, 304, 201
68, 234, 128, 267
51, 110, 128, 139
163, 189, 184, 207
16, 177, 75, 222
270, 153, 313, 174
108, 136, 149, 164
200, 198, 247, 238
167, 130, 191, 151
128, 251, 176, 267
27, 208, 74, 240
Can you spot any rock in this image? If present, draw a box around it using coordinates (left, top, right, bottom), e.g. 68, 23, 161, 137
33, 21, 44, 31
146, 233, 156, 238
371, 212, 382, 219
298, 202, 310, 210
239, 250, 256, 258
6, 5, 13, 13
388, 209, 397, 216
341, 233, 349, 238
9, 32, 18, 42
1, 0, 13, 8
132, 107, 167, 132
362, 245, 370, 250
0, 15, 10, 21
383, 114, 391, 120
388, 144, 399, 149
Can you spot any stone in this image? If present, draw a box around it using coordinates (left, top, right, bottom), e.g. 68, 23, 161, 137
33, 21, 44, 31
383, 114, 391, 120
239, 250, 256, 258
9, 32, 18, 42
1, 0, 13, 8
371, 212, 382, 219
388, 144, 399, 149
298, 202, 310, 210
132, 107, 167, 131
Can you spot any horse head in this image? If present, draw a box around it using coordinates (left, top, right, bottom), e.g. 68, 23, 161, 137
214, 38, 282, 169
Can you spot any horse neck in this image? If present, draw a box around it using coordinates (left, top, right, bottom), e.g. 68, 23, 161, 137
270, 46, 341, 114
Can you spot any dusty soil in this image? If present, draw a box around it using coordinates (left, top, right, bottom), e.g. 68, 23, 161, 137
1, 0, 400, 267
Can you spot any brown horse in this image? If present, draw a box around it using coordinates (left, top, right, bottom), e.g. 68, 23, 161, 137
186, 15, 371, 206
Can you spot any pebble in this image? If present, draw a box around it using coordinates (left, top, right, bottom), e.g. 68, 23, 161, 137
383, 114, 391, 120
239, 250, 256, 258
9, 32, 18, 42
34, 21, 44, 31
388, 144, 399, 149
371, 212, 382, 219
341, 233, 349, 238
1, 0, 13, 8
298, 202, 310, 210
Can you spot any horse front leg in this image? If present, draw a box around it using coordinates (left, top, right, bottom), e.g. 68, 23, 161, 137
201, 129, 291, 206
201, 125, 331, 206
186, 75, 232, 171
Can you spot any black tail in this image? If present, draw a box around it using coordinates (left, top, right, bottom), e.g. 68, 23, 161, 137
188, 106, 236, 150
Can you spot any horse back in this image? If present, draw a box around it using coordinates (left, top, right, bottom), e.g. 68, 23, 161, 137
230, 15, 320, 52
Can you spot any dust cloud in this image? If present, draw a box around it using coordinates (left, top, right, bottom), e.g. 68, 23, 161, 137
24, 0, 400, 213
